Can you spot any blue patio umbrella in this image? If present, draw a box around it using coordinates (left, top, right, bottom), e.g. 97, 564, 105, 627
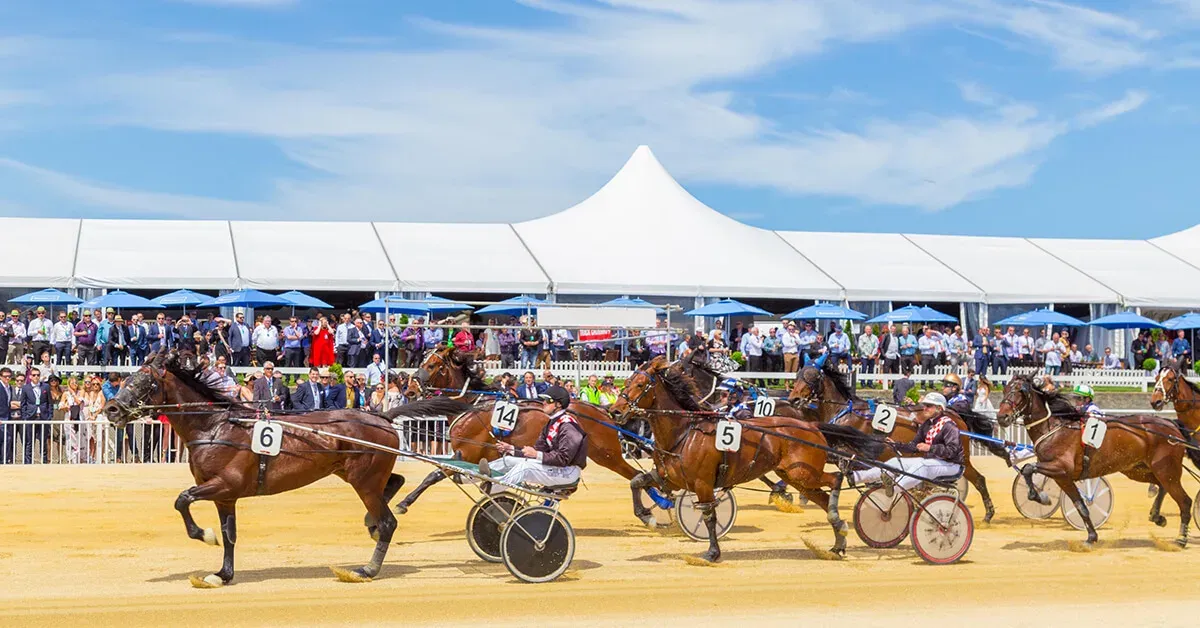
196, 289, 290, 309
993, 308, 1087, 327
476, 296, 551, 317
151, 289, 212, 308
1087, 311, 1164, 330
780, 302, 867, 321
424, 296, 474, 315
79, 290, 163, 311
278, 290, 333, 310
10, 288, 83, 306
866, 304, 955, 324
600, 296, 666, 315
1163, 312, 1200, 330
358, 296, 472, 316
684, 299, 771, 317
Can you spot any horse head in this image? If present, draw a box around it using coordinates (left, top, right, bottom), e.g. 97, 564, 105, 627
406, 345, 462, 399
609, 356, 670, 420
103, 349, 173, 427
788, 365, 825, 407
996, 374, 1035, 428
1150, 362, 1182, 411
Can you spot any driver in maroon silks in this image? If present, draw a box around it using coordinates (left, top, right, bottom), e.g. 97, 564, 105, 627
479, 386, 587, 492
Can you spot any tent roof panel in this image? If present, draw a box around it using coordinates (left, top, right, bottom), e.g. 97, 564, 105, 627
777, 231, 983, 302
0, 217, 79, 288
1029, 238, 1200, 308
904, 234, 1118, 304
74, 219, 237, 290
229, 221, 396, 291
1151, 224, 1200, 270
374, 222, 549, 294
515, 146, 842, 299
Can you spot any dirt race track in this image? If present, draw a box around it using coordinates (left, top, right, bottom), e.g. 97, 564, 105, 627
3, 458, 1200, 627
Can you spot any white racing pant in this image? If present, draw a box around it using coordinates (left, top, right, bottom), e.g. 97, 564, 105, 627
853, 457, 962, 491
488, 456, 581, 493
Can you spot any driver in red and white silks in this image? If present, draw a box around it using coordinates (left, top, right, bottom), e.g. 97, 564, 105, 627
483, 385, 588, 492
852, 393, 964, 490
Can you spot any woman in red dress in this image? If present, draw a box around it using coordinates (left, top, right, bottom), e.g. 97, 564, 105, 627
309, 315, 336, 367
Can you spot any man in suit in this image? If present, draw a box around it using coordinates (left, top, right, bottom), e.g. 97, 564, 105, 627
0, 367, 13, 464
252, 362, 287, 411
175, 314, 199, 353
228, 312, 252, 367
515, 371, 544, 400
127, 314, 149, 365
148, 313, 171, 353
346, 319, 364, 368
19, 367, 51, 464
292, 367, 324, 412
107, 315, 130, 366
322, 368, 347, 409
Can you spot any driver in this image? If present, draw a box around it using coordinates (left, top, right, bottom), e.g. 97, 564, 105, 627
716, 379, 750, 418
941, 372, 1010, 463
479, 385, 587, 492
1074, 384, 1103, 478
851, 392, 963, 492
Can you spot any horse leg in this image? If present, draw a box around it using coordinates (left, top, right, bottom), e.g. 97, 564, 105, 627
629, 471, 662, 527
691, 484, 721, 563
824, 471, 847, 555
367, 473, 407, 537
175, 478, 231, 546
964, 464, 995, 523
782, 463, 847, 555
213, 501, 237, 584
1149, 458, 1192, 547
1149, 485, 1168, 527
1059, 480, 1099, 545
344, 483, 397, 581
1019, 463, 1053, 505
393, 469, 445, 515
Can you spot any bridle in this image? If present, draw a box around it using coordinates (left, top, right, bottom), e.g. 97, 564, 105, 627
615, 368, 657, 420
790, 366, 824, 406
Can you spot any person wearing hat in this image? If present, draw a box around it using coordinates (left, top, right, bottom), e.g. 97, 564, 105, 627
850, 392, 963, 492
107, 315, 129, 366
941, 372, 1008, 462
96, 309, 115, 366
715, 378, 750, 418
479, 385, 587, 492
4, 310, 26, 364
1072, 384, 1104, 478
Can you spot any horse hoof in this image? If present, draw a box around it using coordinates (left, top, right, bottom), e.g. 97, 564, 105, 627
769, 491, 793, 505
1176, 538, 1188, 549
984, 510, 996, 524
369, 527, 380, 542
1032, 492, 1051, 506
201, 528, 219, 546
637, 514, 657, 528
330, 566, 374, 583
1153, 515, 1168, 528
393, 503, 409, 516
189, 574, 224, 589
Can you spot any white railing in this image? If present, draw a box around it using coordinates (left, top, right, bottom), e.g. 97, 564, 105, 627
0, 418, 450, 465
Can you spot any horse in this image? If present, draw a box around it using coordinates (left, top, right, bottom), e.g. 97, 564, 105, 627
787, 363, 997, 522
609, 356, 848, 562
997, 374, 1195, 547
391, 346, 658, 525
102, 349, 471, 586
1150, 364, 1200, 438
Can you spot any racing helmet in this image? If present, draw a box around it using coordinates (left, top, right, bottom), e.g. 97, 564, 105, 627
920, 392, 948, 408
1073, 384, 1095, 399
716, 378, 744, 394
539, 385, 572, 409
941, 373, 962, 389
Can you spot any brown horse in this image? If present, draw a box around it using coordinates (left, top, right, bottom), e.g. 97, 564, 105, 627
102, 349, 471, 586
787, 363, 997, 522
392, 346, 657, 524
1150, 364, 1200, 436
609, 356, 848, 562
997, 374, 1195, 546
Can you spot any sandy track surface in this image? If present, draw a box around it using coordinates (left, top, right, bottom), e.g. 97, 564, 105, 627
1, 458, 1199, 627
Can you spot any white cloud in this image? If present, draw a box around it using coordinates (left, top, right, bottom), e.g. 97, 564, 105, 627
0, 0, 1168, 220
1076, 90, 1150, 127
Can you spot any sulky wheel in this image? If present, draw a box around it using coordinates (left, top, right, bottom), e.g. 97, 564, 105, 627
499, 506, 575, 583
1011, 471, 1062, 519
1060, 477, 1114, 531
466, 492, 523, 563
1194, 490, 1200, 533
674, 490, 738, 542
911, 495, 974, 565
853, 487, 914, 549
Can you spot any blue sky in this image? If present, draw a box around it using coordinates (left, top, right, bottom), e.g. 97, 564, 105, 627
1, 0, 1198, 238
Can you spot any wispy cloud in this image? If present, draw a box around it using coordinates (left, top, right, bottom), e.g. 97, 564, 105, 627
1076, 90, 1150, 127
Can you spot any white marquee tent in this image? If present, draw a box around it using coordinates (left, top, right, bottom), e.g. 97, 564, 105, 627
1, 146, 1197, 309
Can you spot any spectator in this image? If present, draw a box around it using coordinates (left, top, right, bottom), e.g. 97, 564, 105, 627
740, 326, 764, 373
1015, 328, 1032, 367
321, 369, 346, 409
27, 307, 52, 365
5, 310, 26, 364
893, 367, 915, 406
175, 315, 198, 353
880, 324, 899, 374
498, 326, 518, 368
946, 326, 966, 369
515, 371, 542, 400
1132, 331, 1151, 370
857, 325, 878, 383
762, 327, 782, 372
293, 367, 324, 411
368, 383, 387, 413
147, 312, 170, 354
95, 309, 114, 366
551, 327, 572, 361
0, 367, 13, 464
345, 318, 365, 368
422, 318, 444, 355
898, 324, 917, 373
365, 353, 386, 387
454, 322, 475, 354
519, 323, 540, 369
252, 362, 285, 411
1042, 331, 1063, 375
38, 350, 57, 381
990, 327, 1009, 375
1173, 330, 1192, 370
482, 319, 502, 361
1069, 343, 1084, 367
579, 374, 603, 405
797, 321, 818, 359
729, 321, 747, 351
106, 315, 129, 366
780, 322, 800, 373
971, 326, 989, 375
19, 367, 51, 464
282, 317, 305, 368
1156, 333, 1172, 369
398, 318, 424, 368
309, 315, 335, 368
1102, 347, 1121, 369
251, 315, 279, 367
51, 311, 74, 365
827, 325, 850, 369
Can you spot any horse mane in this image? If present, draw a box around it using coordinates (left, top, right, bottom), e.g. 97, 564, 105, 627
1171, 363, 1200, 397
821, 361, 857, 401
1007, 373, 1081, 420
448, 349, 491, 391
659, 360, 704, 411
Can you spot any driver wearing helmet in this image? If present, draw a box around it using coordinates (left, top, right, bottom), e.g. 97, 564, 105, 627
716, 379, 751, 419
479, 385, 588, 492
1073, 384, 1103, 478
851, 392, 964, 490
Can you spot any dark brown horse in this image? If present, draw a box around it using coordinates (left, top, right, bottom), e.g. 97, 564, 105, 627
102, 349, 470, 586
392, 346, 657, 524
997, 374, 1195, 546
786, 363, 997, 522
1151, 364, 1200, 437
609, 356, 848, 562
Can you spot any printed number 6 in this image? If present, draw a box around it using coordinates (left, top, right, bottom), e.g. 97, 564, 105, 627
260, 429, 274, 448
